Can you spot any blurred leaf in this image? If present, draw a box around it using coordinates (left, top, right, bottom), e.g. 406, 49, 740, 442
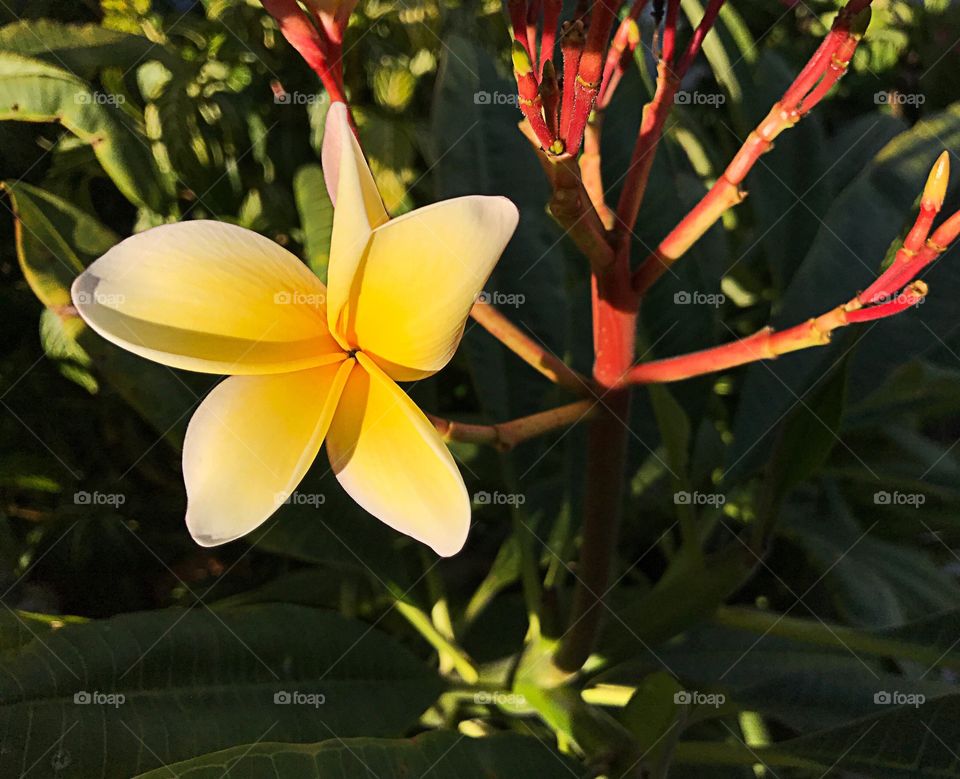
134, 731, 577, 778
0, 20, 178, 79
0, 53, 166, 210
0, 605, 444, 778
6, 180, 203, 444
293, 163, 333, 280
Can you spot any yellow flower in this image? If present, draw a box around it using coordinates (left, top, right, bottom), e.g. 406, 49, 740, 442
71, 103, 519, 556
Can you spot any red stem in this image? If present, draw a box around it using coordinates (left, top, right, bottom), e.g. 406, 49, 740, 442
560, 21, 585, 141
541, 0, 562, 76
565, 0, 620, 155
661, 0, 681, 65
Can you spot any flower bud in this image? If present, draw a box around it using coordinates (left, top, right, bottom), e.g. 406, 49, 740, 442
922, 151, 950, 212
512, 41, 534, 77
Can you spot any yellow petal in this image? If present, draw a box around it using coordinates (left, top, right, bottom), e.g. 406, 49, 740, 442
322, 102, 388, 342
184, 359, 354, 546
72, 220, 342, 374
339, 196, 519, 380
326, 353, 470, 556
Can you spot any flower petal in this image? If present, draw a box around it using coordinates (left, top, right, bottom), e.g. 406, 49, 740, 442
326, 353, 470, 556
322, 102, 388, 340
184, 359, 354, 546
71, 220, 342, 374
339, 196, 519, 380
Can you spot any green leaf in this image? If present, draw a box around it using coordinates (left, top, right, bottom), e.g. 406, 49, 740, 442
0, 53, 165, 210
602, 544, 757, 659
6, 180, 205, 444
0, 20, 178, 79
758, 694, 960, 777
0, 605, 444, 778
767, 355, 849, 501
133, 731, 577, 778
293, 163, 333, 280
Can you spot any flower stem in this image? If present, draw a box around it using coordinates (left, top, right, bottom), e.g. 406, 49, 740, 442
469, 301, 592, 394
395, 599, 479, 683
620, 282, 928, 386
428, 399, 596, 451
554, 261, 636, 673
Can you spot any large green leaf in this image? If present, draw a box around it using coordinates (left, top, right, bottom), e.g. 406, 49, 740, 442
134, 731, 577, 778
0, 605, 444, 778
0, 53, 165, 210
760, 694, 960, 777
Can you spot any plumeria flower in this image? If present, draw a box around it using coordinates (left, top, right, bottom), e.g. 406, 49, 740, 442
71, 103, 519, 556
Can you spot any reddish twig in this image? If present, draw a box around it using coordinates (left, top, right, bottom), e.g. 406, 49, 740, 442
559, 20, 586, 142
859, 151, 951, 304
565, 0, 620, 155
513, 42, 562, 153
540, 0, 562, 76
631, 0, 872, 295
429, 399, 596, 451
620, 282, 927, 385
